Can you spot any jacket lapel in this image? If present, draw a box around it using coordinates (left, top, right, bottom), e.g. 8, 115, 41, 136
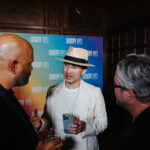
56, 81, 71, 112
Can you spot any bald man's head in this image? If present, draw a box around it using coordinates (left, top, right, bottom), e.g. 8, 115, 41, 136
0, 34, 34, 89
0, 34, 33, 61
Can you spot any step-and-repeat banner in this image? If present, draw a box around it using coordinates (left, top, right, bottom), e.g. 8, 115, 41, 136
0, 32, 103, 117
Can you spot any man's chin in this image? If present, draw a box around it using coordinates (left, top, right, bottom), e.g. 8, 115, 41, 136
65, 79, 73, 84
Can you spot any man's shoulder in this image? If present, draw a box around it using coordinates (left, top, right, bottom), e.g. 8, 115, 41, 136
46, 82, 63, 98
82, 80, 100, 90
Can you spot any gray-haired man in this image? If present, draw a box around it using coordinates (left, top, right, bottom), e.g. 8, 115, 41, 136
113, 54, 150, 150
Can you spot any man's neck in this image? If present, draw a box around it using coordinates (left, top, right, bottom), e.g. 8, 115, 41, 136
130, 102, 150, 121
0, 80, 11, 90
65, 80, 81, 89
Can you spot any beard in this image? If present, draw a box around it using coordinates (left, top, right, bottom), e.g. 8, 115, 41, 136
15, 69, 31, 87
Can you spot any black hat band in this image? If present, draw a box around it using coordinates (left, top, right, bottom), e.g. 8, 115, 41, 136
64, 55, 88, 64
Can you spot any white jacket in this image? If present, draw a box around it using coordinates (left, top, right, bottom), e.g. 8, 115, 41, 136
40, 80, 108, 150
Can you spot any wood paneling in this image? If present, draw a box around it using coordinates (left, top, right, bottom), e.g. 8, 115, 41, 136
0, 0, 44, 26
68, 0, 102, 28
106, 0, 150, 95
106, 21, 150, 86
47, 0, 63, 27
0, 28, 44, 34
0, 0, 106, 36
108, 0, 150, 28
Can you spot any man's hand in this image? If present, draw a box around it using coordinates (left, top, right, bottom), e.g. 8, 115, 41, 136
68, 120, 86, 134
36, 137, 63, 150
30, 109, 41, 129
30, 116, 41, 129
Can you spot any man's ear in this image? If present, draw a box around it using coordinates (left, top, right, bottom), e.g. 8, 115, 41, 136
126, 89, 136, 102
8, 60, 18, 74
82, 68, 87, 75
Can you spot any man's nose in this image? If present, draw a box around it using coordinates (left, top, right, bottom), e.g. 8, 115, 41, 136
67, 65, 73, 73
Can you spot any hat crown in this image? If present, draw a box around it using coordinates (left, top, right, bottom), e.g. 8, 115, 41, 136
56, 46, 95, 67
66, 47, 88, 61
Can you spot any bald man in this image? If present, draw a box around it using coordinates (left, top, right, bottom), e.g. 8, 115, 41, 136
0, 34, 62, 150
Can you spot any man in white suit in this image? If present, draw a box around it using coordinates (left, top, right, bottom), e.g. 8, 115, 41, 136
31, 46, 108, 150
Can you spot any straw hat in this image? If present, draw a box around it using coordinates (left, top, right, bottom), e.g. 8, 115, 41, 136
56, 46, 95, 67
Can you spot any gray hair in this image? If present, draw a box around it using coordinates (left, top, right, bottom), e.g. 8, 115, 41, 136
117, 53, 150, 103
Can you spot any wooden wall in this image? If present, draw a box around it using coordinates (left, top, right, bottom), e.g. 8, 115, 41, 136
0, 0, 107, 35
101, 1, 150, 149
106, 0, 150, 79
106, 0, 150, 97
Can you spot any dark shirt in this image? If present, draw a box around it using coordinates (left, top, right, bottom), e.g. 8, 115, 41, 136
0, 85, 38, 150
116, 107, 150, 150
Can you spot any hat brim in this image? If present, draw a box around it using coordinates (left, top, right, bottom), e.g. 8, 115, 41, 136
56, 58, 95, 67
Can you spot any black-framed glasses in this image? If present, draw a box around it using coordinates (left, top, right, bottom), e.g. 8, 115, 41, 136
112, 83, 136, 94
112, 83, 127, 90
